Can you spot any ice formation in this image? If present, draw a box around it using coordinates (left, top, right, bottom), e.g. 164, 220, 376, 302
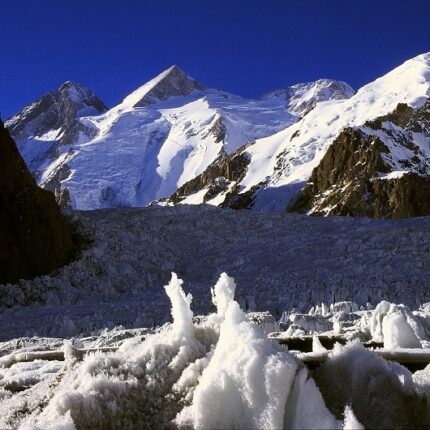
343, 405, 364, 430
0, 273, 345, 430
1, 272, 430, 429
175, 297, 336, 429
313, 342, 429, 428
363, 301, 426, 348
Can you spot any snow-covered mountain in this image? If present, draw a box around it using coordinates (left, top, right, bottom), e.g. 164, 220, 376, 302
6, 53, 430, 217
173, 53, 430, 217
6, 67, 352, 209
260, 78, 355, 116
6, 82, 106, 175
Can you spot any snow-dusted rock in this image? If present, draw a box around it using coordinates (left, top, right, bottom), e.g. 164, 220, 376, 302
261, 78, 354, 117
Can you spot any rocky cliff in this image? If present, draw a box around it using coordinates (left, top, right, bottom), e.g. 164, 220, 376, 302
168, 143, 253, 208
0, 119, 75, 284
290, 102, 430, 218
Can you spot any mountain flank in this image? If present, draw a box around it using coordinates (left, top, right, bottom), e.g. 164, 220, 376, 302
0, 119, 75, 284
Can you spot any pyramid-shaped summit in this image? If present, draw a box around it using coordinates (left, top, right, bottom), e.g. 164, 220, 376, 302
57, 81, 107, 108
122, 65, 205, 108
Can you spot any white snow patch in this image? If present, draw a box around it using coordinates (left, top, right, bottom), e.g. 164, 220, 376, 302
378, 170, 409, 180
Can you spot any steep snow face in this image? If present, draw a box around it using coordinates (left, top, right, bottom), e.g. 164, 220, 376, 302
261, 78, 355, 117
176, 53, 430, 212
5, 82, 106, 179
57, 91, 296, 209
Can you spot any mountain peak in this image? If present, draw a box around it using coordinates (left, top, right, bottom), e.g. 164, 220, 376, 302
5, 81, 107, 146
165, 64, 181, 73
56, 81, 107, 111
59, 80, 82, 91
120, 65, 205, 108
261, 79, 354, 116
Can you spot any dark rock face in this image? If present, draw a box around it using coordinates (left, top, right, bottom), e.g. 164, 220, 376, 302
290, 126, 430, 218
169, 144, 252, 208
0, 120, 75, 284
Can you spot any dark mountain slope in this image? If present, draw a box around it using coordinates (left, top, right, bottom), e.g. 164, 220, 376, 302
0, 119, 75, 284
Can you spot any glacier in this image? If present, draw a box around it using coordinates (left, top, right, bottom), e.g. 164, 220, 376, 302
0, 204, 429, 340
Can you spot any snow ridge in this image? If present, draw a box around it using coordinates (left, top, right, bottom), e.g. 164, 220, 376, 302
176, 52, 430, 213
261, 78, 355, 116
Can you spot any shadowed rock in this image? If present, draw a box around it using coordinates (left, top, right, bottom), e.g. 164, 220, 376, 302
290, 113, 430, 219
0, 119, 75, 284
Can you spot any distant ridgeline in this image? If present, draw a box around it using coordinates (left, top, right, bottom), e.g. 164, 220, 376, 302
6, 53, 430, 218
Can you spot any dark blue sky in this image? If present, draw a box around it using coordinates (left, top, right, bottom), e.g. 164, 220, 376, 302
2, 0, 430, 118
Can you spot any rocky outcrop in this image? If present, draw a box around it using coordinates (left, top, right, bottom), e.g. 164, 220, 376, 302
169, 144, 252, 207
290, 125, 430, 218
0, 119, 75, 284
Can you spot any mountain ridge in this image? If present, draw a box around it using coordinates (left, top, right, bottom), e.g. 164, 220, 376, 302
6, 52, 430, 217
168, 53, 430, 216
260, 78, 355, 116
